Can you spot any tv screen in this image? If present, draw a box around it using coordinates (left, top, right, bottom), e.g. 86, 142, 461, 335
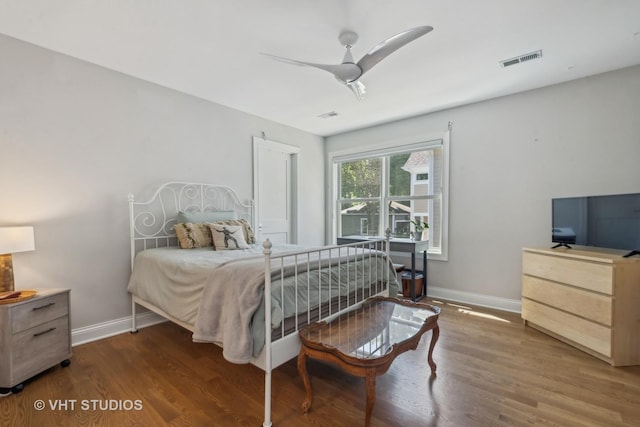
552, 193, 640, 255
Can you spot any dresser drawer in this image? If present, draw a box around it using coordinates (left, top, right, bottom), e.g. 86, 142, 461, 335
523, 252, 613, 294
522, 276, 613, 326
11, 316, 70, 383
522, 299, 611, 357
11, 292, 69, 333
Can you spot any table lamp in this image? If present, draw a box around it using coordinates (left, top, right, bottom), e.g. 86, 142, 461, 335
0, 226, 35, 293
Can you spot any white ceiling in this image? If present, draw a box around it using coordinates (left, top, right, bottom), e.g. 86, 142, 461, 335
1, 0, 640, 136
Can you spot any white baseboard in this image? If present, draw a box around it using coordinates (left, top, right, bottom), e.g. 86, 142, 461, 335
71, 311, 167, 347
428, 285, 522, 313
71, 289, 520, 347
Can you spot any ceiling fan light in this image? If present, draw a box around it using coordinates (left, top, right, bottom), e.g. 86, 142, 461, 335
347, 80, 366, 100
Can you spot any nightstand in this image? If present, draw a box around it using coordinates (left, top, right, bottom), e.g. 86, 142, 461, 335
0, 288, 71, 394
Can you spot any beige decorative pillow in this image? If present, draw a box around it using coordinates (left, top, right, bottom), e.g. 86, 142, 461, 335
211, 219, 256, 244
208, 224, 249, 250
174, 223, 213, 249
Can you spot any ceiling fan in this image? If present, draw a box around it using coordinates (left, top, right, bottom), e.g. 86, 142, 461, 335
263, 26, 433, 100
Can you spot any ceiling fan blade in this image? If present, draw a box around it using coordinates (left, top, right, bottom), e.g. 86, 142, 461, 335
346, 80, 366, 100
261, 53, 343, 75
356, 26, 433, 75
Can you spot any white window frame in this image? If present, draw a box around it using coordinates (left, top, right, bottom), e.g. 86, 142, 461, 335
330, 131, 449, 261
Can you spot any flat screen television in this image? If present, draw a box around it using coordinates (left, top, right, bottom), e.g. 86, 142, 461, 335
552, 193, 640, 257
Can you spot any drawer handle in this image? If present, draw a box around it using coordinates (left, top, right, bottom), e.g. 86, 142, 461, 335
33, 302, 56, 311
34, 327, 56, 337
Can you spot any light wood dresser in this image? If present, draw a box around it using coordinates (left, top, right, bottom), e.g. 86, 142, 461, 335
522, 247, 640, 366
0, 288, 71, 393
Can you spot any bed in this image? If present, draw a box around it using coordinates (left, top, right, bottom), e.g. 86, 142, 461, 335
127, 182, 398, 426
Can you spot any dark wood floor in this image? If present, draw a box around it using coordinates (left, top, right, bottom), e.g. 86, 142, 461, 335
2, 298, 640, 426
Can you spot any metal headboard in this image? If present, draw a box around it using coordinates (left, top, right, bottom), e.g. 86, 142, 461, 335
128, 182, 253, 269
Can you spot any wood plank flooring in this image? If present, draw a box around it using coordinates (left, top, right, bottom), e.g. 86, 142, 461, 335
2, 298, 639, 426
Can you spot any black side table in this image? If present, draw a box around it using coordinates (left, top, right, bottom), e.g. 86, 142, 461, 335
337, 236, 428, 301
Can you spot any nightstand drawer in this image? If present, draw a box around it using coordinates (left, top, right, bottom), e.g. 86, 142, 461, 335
12, 316, 70, 383
11, 293, 69, 333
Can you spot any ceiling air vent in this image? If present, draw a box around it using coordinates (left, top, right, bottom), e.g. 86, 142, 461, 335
318, 111, 339, 118
500, 50, 542, 68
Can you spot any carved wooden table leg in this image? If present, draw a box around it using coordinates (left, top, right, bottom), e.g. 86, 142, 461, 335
364, 370, 376, 427
427, 323, 440, 374
297, 348, 312, 414
297, 298, 441, 425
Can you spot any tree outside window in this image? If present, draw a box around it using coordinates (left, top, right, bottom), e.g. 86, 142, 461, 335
337, 146, 443, 254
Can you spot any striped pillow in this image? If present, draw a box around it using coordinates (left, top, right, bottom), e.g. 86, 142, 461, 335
174, 223, 213, 249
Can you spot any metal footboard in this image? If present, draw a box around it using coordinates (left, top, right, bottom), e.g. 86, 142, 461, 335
261, 231, 393, 426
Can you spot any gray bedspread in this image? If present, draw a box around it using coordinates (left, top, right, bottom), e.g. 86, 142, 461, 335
193, 250, 398, 363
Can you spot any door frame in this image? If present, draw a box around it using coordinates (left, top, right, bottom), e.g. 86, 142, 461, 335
252, 136, 300, 243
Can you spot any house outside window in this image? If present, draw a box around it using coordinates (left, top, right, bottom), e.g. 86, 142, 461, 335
360, 218, 369, 235
333, 136, 448, 258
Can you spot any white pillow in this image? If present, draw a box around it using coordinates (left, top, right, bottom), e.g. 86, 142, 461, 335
208, 224, 249, 250
210, 219, 256, 244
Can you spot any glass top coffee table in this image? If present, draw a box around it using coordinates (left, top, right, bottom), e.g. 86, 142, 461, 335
297, 296, 440, 427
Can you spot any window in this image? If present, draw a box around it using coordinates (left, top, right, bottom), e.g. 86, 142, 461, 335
360, 218, 369, 235
333, 135, 448, 258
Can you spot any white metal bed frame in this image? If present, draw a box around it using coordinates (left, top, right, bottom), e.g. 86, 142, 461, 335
128, 182, 392, 426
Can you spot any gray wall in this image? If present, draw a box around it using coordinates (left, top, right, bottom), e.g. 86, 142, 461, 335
0, 34, 325, 332
326, 65, 640, 309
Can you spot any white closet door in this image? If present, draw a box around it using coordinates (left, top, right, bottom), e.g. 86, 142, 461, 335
253, 137, 299, 244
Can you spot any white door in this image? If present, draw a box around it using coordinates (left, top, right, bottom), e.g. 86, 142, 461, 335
253, 137, 299, 244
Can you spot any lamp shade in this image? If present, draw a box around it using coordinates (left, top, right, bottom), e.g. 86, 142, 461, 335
0, 226, 35, 254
